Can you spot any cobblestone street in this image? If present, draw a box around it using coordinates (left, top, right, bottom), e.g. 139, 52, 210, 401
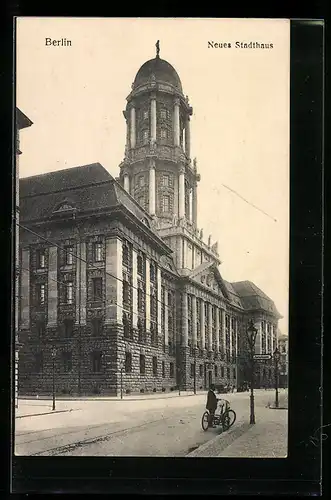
15, 389, 287, 457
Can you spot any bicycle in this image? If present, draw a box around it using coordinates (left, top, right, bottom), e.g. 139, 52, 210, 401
201, 398, 236, 432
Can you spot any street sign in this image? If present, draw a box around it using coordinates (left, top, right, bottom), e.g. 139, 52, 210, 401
253, 354, 272, 360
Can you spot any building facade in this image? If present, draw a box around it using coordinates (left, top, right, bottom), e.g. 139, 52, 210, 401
17, 47, 282, 396
278, 334, 288, 388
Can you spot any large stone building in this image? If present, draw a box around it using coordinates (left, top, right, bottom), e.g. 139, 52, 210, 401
278, 334, 288, 388
17, 46, 282, 396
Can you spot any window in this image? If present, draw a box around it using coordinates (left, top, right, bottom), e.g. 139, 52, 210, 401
160, 109, 167, 119
162, 195, 170, 213
150, 262, 156, 282
37, 283, 46, 305
36, 249, 46, 269
122, 244, 129, 266
63, 319, 74, 338
150, 322, 157, 345
150, 291, 157, 318
62, 351, 72, 372
36, 321, 45, 338
170, 362, 174, 377
137, 255, 144, 275
140, 354, 145, 374
93, 242, 103, 262
65, 282, 73, 304
143, 110, 149, 120
123, 313, 131, 338
199, 364, 203, 377
137, 318, 145, 343
162, 361, 165, 378
91, 351, 102, 372
138, 176, 144, 187
91, 318, 102, 337
65, 246, 74, 265
190, 364, 195, 377
221, 366, 225, 378
227, 367, 230, 379
163, 175, 169, 187
152, 356, 157, 376
138, 288, 144, 311
92, 278, 102, 301
233, 367, 236, 379
142, 130, 149, 144
215, 365, 218, 378
125, 352, 132, 373
123, 280, 130, 305
160, 128, 167, 139
34, 352, 43, 373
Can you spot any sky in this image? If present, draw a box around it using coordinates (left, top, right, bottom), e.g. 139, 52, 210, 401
16, 17, 290, 335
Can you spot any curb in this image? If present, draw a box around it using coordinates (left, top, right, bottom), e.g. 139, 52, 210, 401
18, 393, 203, 403
16, 409, 79, 419
186, 421, 251, 457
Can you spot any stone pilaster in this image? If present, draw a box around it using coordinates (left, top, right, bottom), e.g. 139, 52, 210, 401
20, 248, 30, 329
222, 309, 226, 353
200, 299, 205, 349
130, 106, 136, 148
208, 303, 213, 351
47, 246, 58, 327
132, 249, 138, 328
145, 257, 150, 332
105, 237, 123, 324
75, 242, 87, 325
215, 306, 220, 351
182, 291, 188, 346
157, 266, 162, 335
192, 295, 197, 347
164, 289, 169, 346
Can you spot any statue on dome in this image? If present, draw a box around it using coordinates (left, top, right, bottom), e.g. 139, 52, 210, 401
193, 157, 197, 171
156, 40, 160, 58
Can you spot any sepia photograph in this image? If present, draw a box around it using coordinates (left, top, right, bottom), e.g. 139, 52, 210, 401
14, 17, 289, 459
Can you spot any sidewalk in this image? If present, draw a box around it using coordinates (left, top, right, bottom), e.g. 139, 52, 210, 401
186, 405, 288, 458
15, 390, 205, 419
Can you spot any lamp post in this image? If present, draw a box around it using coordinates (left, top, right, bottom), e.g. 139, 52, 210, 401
51, 348, 57, 411
246, 319, 258, 425
273, 347, 280, 408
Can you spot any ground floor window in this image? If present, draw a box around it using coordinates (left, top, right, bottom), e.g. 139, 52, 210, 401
169, 362, 174, 377
139, 354, 145, 374
152, 356, 157, 376
190, 364, 195, 377
91, 351, 102, 372
199, 364, 203, 377
125, 352, 132, 373
162, 361, 165, 378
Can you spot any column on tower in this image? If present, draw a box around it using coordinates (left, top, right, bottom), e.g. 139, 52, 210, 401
149, 159, 156, 216
123, 174, 130, 193
192, 181, 198, 226
178, 167, 185, 219
208, 303, 213, 351
130, 105, 136, 149
192, 295, 197, 348
150, 94, 157, 143
174, 98, 180, 147
185, 117, 191, 158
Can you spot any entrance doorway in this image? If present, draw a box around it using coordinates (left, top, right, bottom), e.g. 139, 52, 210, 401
208, 370, 212, 388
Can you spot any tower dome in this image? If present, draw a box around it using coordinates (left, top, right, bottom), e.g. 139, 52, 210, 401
133, 57, 183, 92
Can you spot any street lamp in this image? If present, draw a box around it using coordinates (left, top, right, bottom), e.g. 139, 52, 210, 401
273, 347, 281, 408
246, 319, 258, 424
51, 348, 57, 411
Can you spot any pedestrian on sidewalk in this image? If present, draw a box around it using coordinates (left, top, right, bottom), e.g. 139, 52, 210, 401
206, 384, 218, 428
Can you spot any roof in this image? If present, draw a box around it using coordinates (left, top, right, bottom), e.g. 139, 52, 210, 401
133, 57, 182, 92
223, 280, 243, 308
16, 108, 33, 130
231, 280, 282, 318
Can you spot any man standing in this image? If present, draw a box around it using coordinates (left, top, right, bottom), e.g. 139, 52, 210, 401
206, 384, 218, 427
